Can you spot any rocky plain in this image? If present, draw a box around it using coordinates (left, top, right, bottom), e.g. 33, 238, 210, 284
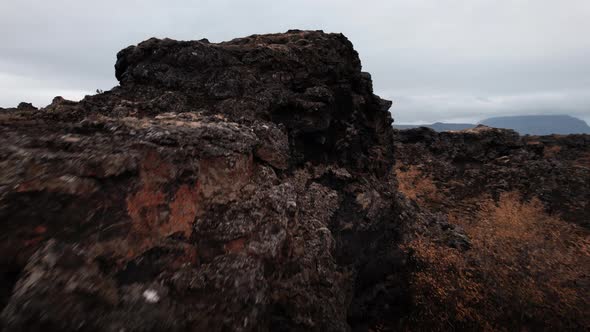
0, 30, 588, 331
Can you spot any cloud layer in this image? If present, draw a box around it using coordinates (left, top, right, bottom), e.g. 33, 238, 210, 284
1, 0, 589, 123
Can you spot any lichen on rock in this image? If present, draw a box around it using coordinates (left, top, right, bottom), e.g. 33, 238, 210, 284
0, 30, 415, 331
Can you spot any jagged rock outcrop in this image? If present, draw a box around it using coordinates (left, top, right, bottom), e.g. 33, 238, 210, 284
0, 30, 420, 331
394, 125, 590, 227
3, 30, 588, 331
0, 102, 38, 112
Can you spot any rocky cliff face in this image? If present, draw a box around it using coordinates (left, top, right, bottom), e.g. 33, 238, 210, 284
0, 30, 425, 331
2, 30, 587, 331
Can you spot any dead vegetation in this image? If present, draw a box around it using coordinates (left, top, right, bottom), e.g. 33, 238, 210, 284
543, 145, 562, 158
405, 192, 590, 331
575, 151, 590, 168
396, 165, 442, 206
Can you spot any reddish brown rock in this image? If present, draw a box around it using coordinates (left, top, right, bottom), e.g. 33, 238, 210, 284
0, 30, 411, 331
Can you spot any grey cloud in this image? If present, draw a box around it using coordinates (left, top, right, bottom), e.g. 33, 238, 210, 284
384, 90, 590, 124
1, 0, 589, 124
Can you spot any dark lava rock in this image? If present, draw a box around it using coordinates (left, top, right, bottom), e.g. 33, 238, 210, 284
394, 125, 590, 227
0, 30, 422, 331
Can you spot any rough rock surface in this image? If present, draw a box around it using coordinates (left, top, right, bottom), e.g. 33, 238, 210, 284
0, 30, 424, 331
394, 125, 590, 227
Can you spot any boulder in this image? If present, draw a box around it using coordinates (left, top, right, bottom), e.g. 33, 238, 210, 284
0, 30, 414, 331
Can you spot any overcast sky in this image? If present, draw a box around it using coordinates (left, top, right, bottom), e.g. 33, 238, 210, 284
1, 0, 589, 124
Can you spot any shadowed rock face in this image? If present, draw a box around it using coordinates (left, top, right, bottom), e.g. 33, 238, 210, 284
0, 30, 418, 331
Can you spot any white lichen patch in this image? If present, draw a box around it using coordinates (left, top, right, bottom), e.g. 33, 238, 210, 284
142, 289, 160, 303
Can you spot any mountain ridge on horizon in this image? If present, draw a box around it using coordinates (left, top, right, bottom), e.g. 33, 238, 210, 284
393, 114, 590, 135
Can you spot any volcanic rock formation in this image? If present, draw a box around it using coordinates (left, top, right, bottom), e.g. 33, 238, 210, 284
0, 30, 426, 331
394, 125, 590, 228
2, 30, 587, 332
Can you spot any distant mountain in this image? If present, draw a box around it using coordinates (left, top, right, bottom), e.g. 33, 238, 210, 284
393, 122, 475, 131
394, 115, 590, 135
480, 115, 590, 135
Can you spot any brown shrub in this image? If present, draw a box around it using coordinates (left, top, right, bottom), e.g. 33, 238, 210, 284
396, 165, 441, 207
405, 192, 590, 331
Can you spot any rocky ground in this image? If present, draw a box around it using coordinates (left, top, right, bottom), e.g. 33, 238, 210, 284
0, 30, 588, 331
394, 125, 590, 228
394, 125, 589, 331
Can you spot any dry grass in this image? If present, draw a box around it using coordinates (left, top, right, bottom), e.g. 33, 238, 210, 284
543, 145, 562, 158
575, 151, 590, 168
405, 192, 590, 331
396, 165, 441, 206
